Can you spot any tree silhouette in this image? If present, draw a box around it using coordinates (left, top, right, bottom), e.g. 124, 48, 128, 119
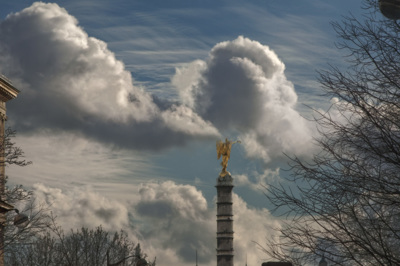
262, 1, 400, 265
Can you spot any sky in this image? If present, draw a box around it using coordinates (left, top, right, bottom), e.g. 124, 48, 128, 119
0, 1, 370, 265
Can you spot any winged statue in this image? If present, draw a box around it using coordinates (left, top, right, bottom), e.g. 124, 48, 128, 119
216, 138, 241, 178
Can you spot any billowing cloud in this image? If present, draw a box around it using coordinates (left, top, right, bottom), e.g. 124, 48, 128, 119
7, 132, 161, 193
234, 167, 280, 192
33, 183, 130, 232
233, 193, 282, 265
131, 181, 280, 266
133, 181, 214, 264
30, 179, 279, 266
161, 105, 219, 136
1, 2, 316, 160
173, 36, 315, 162
0, 2, 219, 150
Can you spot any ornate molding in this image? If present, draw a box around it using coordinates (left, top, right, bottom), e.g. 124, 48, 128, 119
0, 75, 19, 102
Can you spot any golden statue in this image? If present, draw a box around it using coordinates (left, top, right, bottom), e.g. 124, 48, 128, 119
216, 138, 241, 177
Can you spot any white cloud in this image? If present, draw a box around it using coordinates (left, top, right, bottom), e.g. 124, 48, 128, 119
233, 193, 282, 265
0, 2, 219, 150
1, 2, 317, 158
2, 2, 158, 123
130, 181, 279, 266
161, 105, 219, 136
171, 59, 207, 109
173, 36, 316, 163
19, 164, 279, 266
33, 183, 130, 232
132, 181, 214, 264
7, 132, 160, 193
234, 168, 280, 192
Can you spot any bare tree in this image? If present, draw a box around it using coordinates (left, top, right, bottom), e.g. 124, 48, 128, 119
2, 128, 31, 167
5, 218, 156, 266
3, 185, 52, 257
0, 129, 155, 265
0, 128, 52, 259
261, 1, 400, 265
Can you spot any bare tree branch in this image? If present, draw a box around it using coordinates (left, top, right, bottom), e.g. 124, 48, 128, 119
262, 1, 400, 265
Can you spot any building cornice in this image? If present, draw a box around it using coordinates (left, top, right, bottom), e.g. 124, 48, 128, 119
0, 75, 19, 102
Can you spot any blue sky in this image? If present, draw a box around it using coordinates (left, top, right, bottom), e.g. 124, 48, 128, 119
0, 1, 370, 265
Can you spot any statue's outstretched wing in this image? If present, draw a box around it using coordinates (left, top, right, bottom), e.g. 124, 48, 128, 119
216, 140, 223, 159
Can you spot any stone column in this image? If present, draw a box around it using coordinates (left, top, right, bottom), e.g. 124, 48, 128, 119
216, 174, 234, 266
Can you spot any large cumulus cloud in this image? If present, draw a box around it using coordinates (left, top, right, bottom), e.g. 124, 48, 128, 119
33, 183, 131, 232
173, 36, 315, 162
30, 181, 279, 266
131, 181, 280, 266
1, 2, 315, 160
133, 181, 214, 264
0, 2, 219, 150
